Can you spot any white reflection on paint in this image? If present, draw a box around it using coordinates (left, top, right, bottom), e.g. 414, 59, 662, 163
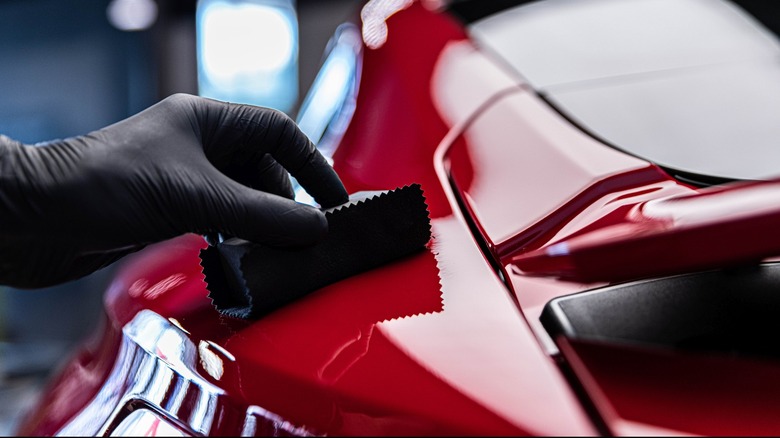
128, 273, 187, 300
197, 340, 235, 380
361, 0, 413, 49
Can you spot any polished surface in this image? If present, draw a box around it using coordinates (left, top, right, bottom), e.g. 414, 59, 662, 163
470, 0, 780, 181
470, 0, 780, 89
512, 178, 780, 283
40, 309, 308, 436
445, 87, 684, 258
19, 2, 595, 435
559, 337, 780, 436
20, 1, 780, 436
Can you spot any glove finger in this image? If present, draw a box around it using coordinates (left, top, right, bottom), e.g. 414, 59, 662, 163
196, 99, 349, 208
264, 115, 347, 208
201, 172, 328, 247
223, 153, 294, 200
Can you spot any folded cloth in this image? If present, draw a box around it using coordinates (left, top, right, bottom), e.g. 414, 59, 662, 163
200, 184, 432, 319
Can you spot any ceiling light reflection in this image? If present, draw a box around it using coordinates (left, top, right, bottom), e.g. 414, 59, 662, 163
107, 0, 158, 31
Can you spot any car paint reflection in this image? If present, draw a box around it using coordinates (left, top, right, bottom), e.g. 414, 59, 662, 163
57, 309, 313, 436
27, 4, 606, 436
212, 4, 592, 434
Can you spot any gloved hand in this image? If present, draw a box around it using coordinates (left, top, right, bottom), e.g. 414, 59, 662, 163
0, 93, 349, 288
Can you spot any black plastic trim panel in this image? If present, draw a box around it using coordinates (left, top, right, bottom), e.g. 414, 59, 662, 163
541, 263, 780, 359
446, 0, 538, 24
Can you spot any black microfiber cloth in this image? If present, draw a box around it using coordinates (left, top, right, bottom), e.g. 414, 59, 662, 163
200, 184, 432, 319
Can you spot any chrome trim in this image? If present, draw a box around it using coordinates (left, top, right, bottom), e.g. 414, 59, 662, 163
57, 309, 313, 437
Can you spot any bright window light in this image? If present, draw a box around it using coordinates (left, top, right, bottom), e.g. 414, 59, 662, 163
197, 0, 298, 113
201, 3, 294, 79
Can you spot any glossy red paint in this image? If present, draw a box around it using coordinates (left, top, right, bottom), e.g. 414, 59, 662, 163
15, 313, 121, 436
559, 337, 780, 436
444, 87, 695, 260
332, 1, 466, 219
17, 3, 592, 436
513, 178, 780, 283
21, 1, 779, 436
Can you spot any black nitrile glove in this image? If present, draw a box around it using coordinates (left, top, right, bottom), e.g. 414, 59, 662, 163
0, 93, 348, 288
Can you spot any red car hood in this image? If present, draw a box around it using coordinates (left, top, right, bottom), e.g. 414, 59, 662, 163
19, 3, 593, 436
23, 2, 780, 436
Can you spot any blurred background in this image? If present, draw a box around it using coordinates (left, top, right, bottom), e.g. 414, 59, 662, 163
0, 0, 359, 434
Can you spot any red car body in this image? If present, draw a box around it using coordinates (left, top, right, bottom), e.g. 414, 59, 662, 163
17, 0, 780, 435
